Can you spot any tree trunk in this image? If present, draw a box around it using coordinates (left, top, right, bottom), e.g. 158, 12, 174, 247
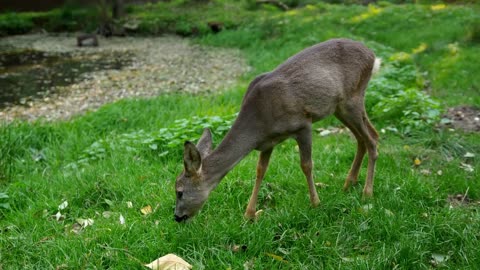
112, 0, 125, 20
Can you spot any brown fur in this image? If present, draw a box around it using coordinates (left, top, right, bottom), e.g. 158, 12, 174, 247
174, 39, 379, 221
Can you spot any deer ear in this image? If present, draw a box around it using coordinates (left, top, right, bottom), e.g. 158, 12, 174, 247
196, 128, 213, 158
184, 141, 202, 176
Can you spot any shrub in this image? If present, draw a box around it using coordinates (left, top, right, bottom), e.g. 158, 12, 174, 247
0, 13, 34, 35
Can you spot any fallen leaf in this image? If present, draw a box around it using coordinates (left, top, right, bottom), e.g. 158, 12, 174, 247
58, 200, 68, 210
359, 220, 369, 231
230, 244, 247, 253
141, 205, 153, 215
341, 257, 355, 262
437, 170, 443, 176
430, 253, 449, 267
70, 223, 82, 234
319, 130, 332, 136
255, 209, 264, 219
53, 211, 65, 221
127, 201, 133, 208
384, 209, 394, 217
145, 254, 192, 270
464, 152, 475, 158
460, 163, 474, 172
265, 253, 288, 263
119, 214, 125, 225
315, 182, 329, 188
104, 199, 114, 206
420, 169, 431, 175
76, 218, 94, 228
102, 211, 113, 218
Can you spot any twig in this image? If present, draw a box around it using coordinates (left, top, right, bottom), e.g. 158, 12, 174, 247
461, 187, 470, 204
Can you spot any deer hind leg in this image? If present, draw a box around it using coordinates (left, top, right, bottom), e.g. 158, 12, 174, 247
362, 113, 379, 197
295, 125, 320, 207
336, 101, 378, 198
335, 112, 366, 191
245, 148, 273, 220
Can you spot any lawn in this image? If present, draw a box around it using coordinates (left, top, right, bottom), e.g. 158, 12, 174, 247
1, 1, 480, 269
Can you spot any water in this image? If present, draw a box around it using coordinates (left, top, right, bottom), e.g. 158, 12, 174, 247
0, 48, 133, 108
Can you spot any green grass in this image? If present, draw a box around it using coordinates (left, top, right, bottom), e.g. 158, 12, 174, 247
1, 1, 480, 269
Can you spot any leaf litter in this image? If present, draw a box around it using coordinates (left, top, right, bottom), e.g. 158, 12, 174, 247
145, 254, 192, 270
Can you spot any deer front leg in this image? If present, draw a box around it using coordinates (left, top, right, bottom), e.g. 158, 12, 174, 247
296, 126, 320, 207
244, 148, 273, 220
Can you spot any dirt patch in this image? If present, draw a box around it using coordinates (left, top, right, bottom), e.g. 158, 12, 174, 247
0, 33, 250, 122
447, 193, 480, 208
442, 106, 480, 133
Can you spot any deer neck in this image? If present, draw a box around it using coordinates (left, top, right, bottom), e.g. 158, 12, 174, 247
202, 113, 260, 188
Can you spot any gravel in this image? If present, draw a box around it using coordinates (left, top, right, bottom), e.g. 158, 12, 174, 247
0, 33, 250, 122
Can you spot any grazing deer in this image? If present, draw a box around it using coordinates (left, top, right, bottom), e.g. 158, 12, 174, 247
174, 38, 380, 222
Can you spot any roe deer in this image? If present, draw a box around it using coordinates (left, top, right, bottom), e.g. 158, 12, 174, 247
174, 38, 380, 222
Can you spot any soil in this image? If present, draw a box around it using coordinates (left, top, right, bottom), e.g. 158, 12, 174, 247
442, 106, 480, 133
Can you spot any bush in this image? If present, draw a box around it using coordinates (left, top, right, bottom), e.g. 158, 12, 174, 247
367, 59, 441, 132
0, 13, 34, 35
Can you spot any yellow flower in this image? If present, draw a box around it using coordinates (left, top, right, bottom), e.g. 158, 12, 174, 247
412, 43, 428, 54
431, 4, 446, 11
351, 5, 383, 23
414, 158, 421, 166
389, 52, 412, 62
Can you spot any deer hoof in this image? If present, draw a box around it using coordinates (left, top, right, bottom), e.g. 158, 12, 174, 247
244, 209, 263, 221
311, 197, 320, 208
362, 189, 374, 199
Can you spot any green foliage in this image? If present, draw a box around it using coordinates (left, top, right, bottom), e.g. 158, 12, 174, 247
349, 3, 480, 105
366, 59, 441, 132
372, 87, 441, 132
1, 2, 480, 269
0, 13, 34, 35
0, 192, 9, 210
69, 114, 237, 168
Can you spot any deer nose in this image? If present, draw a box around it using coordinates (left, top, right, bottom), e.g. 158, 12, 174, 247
174, 214, 188, 222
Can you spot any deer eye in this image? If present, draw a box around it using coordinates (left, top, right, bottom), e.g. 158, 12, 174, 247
177, 191, 183, 199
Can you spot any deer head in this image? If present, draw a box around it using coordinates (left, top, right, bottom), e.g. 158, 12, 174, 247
174, 129, 213, 222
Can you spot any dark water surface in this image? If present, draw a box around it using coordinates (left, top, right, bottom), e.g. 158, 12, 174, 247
0, 48, 133, 109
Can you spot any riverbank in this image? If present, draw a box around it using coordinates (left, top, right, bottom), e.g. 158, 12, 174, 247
0, 33, 249, 121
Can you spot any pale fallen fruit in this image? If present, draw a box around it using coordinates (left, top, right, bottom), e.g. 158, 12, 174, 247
145, 254, 192, 270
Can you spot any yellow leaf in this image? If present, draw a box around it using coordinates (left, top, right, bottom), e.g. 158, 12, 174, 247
145, 254, 192, 270
141, 205, 153, 215
414, 158, 421, 166
266, 253, 288, 263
